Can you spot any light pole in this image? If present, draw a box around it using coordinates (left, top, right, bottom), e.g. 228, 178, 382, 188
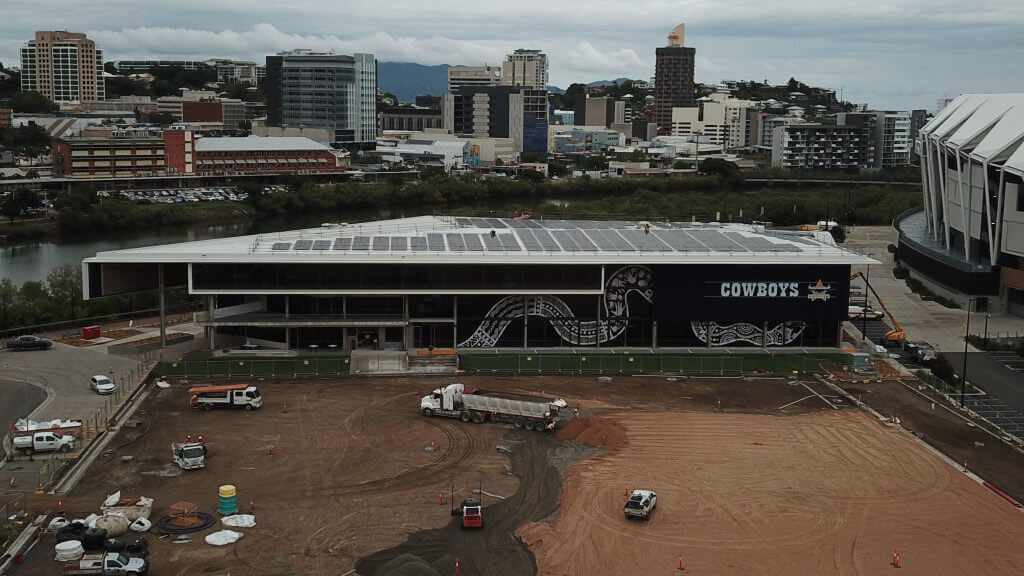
983, 313, 991, 350
861, 255, 875, 341
960, 298, 974, 408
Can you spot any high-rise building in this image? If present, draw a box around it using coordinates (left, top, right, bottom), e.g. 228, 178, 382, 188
653, 23, 695, 132
265, 50, 377, 145
447, 65, 502, 92
670, 89, 758, 149
836, 110, 911, 168
20, 31, 104, 103
771, 124, 866, 169
501, 49, 548, 89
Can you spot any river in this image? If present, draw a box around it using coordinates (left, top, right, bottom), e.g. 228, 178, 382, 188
0, 209, 398, 287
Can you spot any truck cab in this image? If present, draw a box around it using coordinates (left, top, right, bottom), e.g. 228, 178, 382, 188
623, 489, 657, 520
172, 442, 206, 470
13, 431, 77, 456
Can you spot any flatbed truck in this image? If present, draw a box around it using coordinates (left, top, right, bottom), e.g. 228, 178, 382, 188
421, 383, 566, 431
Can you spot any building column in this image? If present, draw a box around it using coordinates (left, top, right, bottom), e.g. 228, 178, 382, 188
285, 295, 290, 318
652, 321, 658, 349
523, 295, 529, 348
157, 263, 166, 350
595, 296, 601, 349
706, 321, 713, 348
762, 321, 768, 349
208, 296, 216, 351
453, 295, 459, 350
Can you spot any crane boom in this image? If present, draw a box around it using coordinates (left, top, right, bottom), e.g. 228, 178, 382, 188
850, 271, 905, 343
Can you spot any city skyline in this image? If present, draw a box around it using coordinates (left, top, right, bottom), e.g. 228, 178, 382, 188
2, 0, 1023, 111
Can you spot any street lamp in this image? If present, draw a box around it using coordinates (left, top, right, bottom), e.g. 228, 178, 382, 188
861, 255, 875, 342
960, 298, 976, 408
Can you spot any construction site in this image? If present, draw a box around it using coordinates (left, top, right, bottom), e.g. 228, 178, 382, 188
5, 369, 1024, 576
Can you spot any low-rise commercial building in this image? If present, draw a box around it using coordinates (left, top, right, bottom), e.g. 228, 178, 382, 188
52, 127, 166, 178
164, 132, 346, 175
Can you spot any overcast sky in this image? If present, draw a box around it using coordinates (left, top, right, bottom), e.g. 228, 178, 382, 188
2, 0, 1023, 110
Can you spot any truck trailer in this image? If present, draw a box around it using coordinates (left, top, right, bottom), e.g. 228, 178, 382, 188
420, 383, 566, 430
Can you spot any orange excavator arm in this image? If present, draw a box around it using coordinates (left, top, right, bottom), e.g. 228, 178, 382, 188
850, 271, 905, 342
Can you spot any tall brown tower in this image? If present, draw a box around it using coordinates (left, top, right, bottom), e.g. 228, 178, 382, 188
653, 23, 695, 133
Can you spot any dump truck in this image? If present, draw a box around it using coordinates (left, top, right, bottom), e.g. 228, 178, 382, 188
188, 383, 262, 410
420, 383, 566, 430
62, 552, 148, 575
12, 431, 77, 456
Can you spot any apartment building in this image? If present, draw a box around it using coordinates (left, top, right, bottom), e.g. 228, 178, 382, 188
20, 31, 104, 103
670, 90, 759, 149
443, 85, 548, 155
574, 95, 633, 128
836, 110, 911, 168
501, 49, 548, 89
265, 50, 377, 144
113, 60, 201, 71
759, 115, 803, 147
770, 124, 865, 169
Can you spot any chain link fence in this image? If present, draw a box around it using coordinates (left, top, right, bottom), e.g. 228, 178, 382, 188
155, 356, 353, 379
458, 352, 847, 375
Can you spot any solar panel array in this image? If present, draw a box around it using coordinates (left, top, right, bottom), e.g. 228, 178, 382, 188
267, 219, 826, 255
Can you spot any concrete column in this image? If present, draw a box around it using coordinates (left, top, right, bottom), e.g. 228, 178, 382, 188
706, 321, 713, 348
762, 321, 768, 349
285, 295, 290, 318
595, 296, 601, 349
157, 264, 166, 349
286, 327, 291, 349
523, 295, 529, 348
453, 295, 459, 349
652, 321, 658, 349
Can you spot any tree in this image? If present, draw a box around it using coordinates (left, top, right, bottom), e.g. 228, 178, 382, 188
145, 112, 176, 126
47, 263, 82, 322
698, 158, 740, 179
0, 188, 40, 222
104, 76, 150, 98
559, 83, 587, 109
9, 90, 58, 113
150, 79, 177, 98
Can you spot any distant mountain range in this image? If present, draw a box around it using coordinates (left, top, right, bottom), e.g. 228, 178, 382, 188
377, 63, 640, 103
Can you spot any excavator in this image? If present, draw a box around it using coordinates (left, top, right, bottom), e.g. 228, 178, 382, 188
849, 271, 905, 345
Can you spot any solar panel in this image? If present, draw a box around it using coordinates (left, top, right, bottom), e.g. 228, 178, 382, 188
455, 217, 474, 227
333, 237, 352, 250
410, 236, 427, 251
551, 230, 579, 252
532, 229, 562, 251
352, 236, 371, 250
619, 229, 672, 252
762, 231, 818, 246
655, 230, 709, 252
515, 228, 543, 251
498, 233, 521, 251
481, 232, 502, 250
486, 218, 507, 229
391, 236, 408, 251
313, 240, 331, 250
508, 219, 530, 228
272, 242, 291, 251
464, 233, 484, 251
293, 239, 313, 251
427, 233, 445, 251
688, 230, 748, 252
372, 236, 390, 251
469, 218, 490, 228
567, 230, 598, 251
446, 233, 466, 251
523, 219, 543, 229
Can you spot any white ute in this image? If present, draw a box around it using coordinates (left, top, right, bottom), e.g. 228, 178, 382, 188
12, 431, 77, 456
62, 552, 148, 575
623, 489, 657, 520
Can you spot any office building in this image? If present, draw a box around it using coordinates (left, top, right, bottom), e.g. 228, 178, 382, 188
83, 217, 867, 352
156, 91, 245, 131
448, 65, 501, 91
443, 86, 548, 155
653, 23, 696, 132
501, 50, 548, 89
770, 124, 866, 169
670, 90, 759, 149
51, 127, 166, 178
20, 31, 104, 103
265, 50, 377, 145
163, 132, 345, 175
573, 95, 633, 129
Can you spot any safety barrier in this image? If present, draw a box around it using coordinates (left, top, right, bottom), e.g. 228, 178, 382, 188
155, 356, 353, 379
457, 352, 848, 375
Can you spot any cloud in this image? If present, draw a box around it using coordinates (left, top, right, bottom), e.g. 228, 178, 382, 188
564, 42, 648, 76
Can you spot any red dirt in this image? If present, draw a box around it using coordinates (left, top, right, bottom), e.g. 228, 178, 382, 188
556, 415, 627, 449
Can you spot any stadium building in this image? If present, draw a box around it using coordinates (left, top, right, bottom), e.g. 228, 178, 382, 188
904, 94, 1024, 315
83, 217, 870, 352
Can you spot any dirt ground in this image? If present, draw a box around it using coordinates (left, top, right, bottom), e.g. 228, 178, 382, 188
518, 409, 1024, 576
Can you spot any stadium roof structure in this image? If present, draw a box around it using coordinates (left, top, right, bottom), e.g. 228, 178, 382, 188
85, 216, 875, 266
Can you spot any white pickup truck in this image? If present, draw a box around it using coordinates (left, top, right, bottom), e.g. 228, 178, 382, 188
62, 552, 148, 575
12, 431, 77, 456
623, 489, 657, 520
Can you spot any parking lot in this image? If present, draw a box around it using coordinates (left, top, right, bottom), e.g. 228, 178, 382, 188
109, 186, 253, 205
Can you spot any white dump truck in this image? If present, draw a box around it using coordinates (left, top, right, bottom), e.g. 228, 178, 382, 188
420, 383, 567, 431
188, 383, 262, 410
12, 431, 77, 456
62, 552, 148, 575
172, 441, 206, 470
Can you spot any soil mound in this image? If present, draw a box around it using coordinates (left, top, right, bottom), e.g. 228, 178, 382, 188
556, 415, 627, 449
374, 553, 440, 576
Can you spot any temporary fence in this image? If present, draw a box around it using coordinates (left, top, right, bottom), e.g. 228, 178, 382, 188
155, 356, 353, 379
458, 352, 848, 375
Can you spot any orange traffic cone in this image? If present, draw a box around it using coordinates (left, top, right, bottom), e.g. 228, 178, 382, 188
624, 485, 629, 496
269, 444, 275, 456
963, 461, 968, 472
455, 557, 461, 575
891, 549, 901, 568
438, 493, 446, 506
57, 500, 65, 513
677, 554, 685, 571
249, 499, 255, 514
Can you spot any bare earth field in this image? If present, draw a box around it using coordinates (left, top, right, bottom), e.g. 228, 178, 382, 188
520, 410, 1024, 576
12, 375, 1024, 576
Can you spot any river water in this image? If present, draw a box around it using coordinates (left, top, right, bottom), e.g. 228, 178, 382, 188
0, 209, 398, 287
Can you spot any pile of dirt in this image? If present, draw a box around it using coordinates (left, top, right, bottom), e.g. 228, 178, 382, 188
556, 415, 627, 449
373, 553, 455, 576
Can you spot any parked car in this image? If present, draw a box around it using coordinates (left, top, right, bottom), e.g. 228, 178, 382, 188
848, 305, 885, 320
5, 335, 53, 351
89, 375, 116, 395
